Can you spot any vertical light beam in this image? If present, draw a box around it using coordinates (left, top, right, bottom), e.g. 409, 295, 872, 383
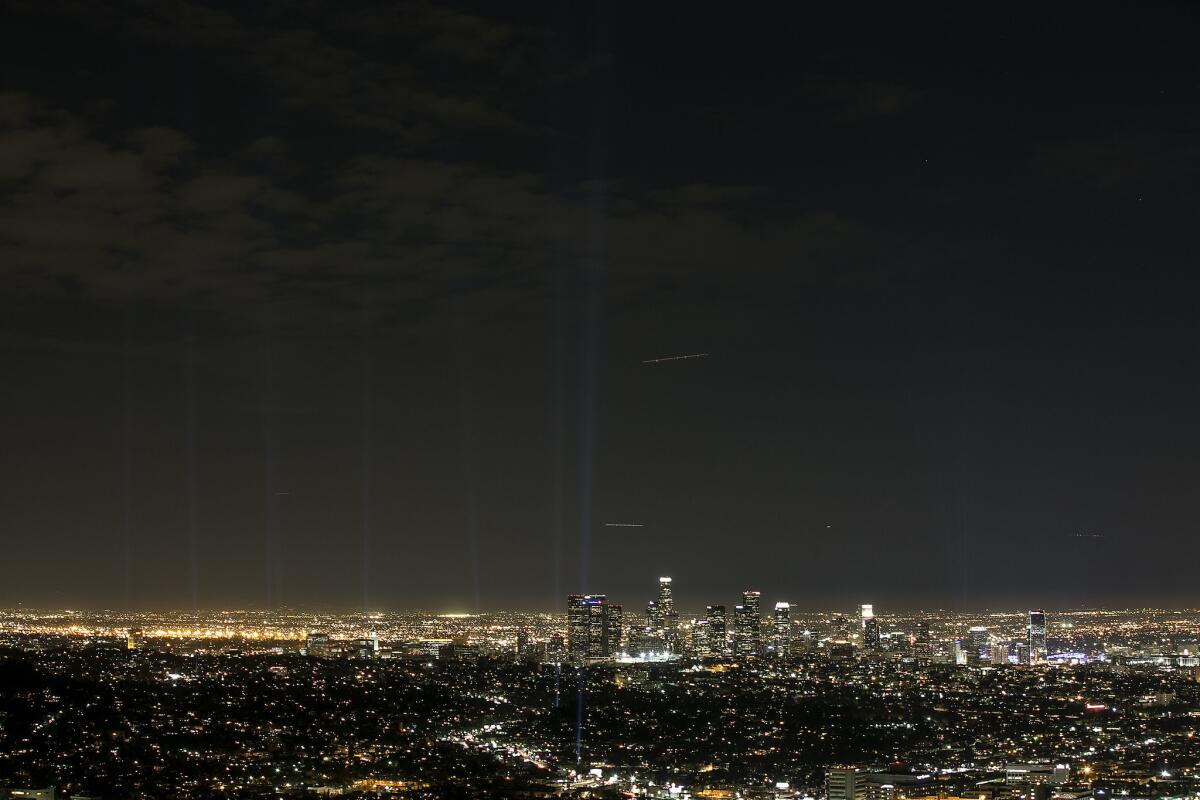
454, 297, 482, 614
122, 312, 133, 613
361, 330, 373, 615
577, 0, 612, 594
184, 305, 199, 612
260, 297, 277, 610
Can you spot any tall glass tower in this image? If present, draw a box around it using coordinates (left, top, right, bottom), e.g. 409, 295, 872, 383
1027, 609, 1047, 664
773, 602, 791, 656
706, 605, 727, 655
742, 590, 762, 654
567, 594, 621, 661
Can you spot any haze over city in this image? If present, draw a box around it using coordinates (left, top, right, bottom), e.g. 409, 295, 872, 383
4, 3, 1200, 800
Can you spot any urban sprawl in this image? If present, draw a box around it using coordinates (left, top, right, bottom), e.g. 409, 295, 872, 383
1, 579, 1198, 799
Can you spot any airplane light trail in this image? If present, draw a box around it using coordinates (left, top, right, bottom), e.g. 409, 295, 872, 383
603, 522, 645, 527
642, 352, 709, 364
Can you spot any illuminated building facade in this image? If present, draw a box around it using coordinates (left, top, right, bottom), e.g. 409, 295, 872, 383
913, 620, 931, 657
774, 602, 791, 656
831, 614, 852, 643
567, 594, 622, 661
742, 590, 762, 654
1027, 609, 1047, 664
656, 576, 679, 650
864, 615, 881, 651
968, 626, 989, 664
305, 632, 337, 658
827, 766, 866, 800
706, 604, 726, 655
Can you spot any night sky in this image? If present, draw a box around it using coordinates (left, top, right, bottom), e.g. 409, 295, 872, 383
2, 2, 1199, 612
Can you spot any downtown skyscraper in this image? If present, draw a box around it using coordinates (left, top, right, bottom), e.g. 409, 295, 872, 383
773, 602, 791, 656
1027, 609, 1047, 664
567, 594, 623, 662
734, 590, 762, 656
706, 605, 727, 656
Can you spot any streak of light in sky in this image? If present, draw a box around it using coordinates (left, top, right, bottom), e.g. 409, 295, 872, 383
641, 352, 710, 364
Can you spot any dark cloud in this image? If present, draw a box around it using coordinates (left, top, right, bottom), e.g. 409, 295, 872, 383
1, 75, 886, 339
802, 75, 924, 122
1035, 133, 1200, 191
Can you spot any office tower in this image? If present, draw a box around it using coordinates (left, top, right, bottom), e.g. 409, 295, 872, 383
126, 628, 143, 651
968, 626, 989, 664
1028, 609, 1047, 664
864, 615, 881, 651
516, 629, 530, 656
645, 599, 659, 630
774, 602, 791, 656
706, 605, 727, 655
827, 766, 865, 800
369, 629, 380, 654
605, 603, 624, 656
732, 605, 750, 656
547, 633, 565, 664
742, 590, 762, 654
692, 619, 709, 653
860, 604, 874, 631
567, 595, 589, 659
567, 594, 621, 661
914, 620, 931, 657
1013, 640, 1030, 665
657, 576, 675, 617
657, 576, 680, 648
831, 614, 851, 642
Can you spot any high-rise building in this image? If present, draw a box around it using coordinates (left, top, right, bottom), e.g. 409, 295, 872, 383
657, 576, 675, 617
568, 595, 590, 659
827, 766, 866, 800
605, 603, 624, 656
774, 602, 791, 657
645, 599, 659, 630
1027, 610, 1047, 664
913, 620, 931, 657
742, 590, 762, 654
860, 604, 874, 630
732, 605, 750, 656
831, 614, 852, 643
516, 629, 530, 656
706, 605, 727, 655
567, 594, 622, 661
692, 619, 709, 653
864, 616, 881, 651
657, 576, 680, 648
968, 626, 989, 664
547, 633, 565, 664
126, 628, 143, 651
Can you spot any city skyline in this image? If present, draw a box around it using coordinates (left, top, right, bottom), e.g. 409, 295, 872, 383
4, 2, 1200, 799
4, 603, 1197, 798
